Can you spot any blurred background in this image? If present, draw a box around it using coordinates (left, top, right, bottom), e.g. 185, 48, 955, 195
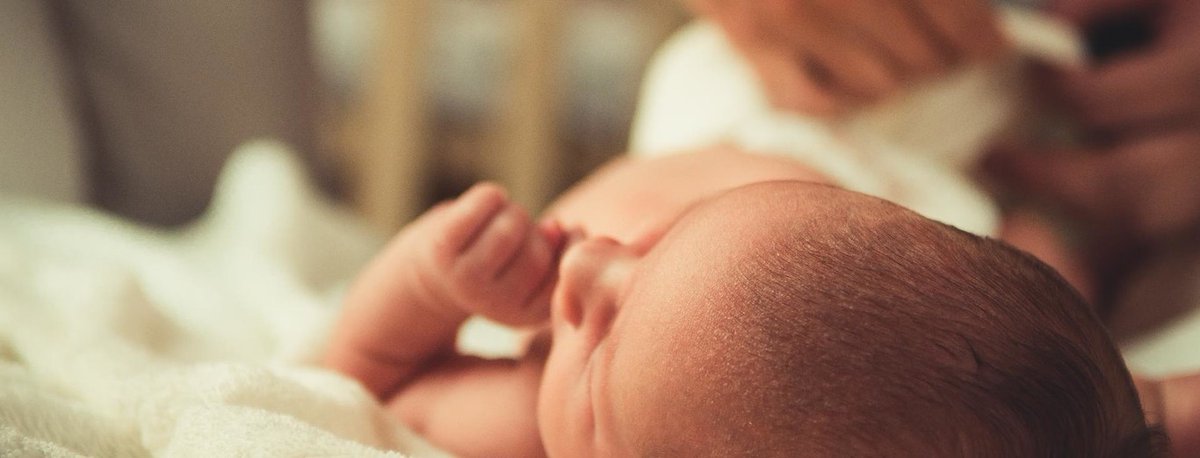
0, 0, 688, 231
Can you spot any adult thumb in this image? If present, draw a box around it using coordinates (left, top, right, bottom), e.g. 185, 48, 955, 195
1050, 0, 1149, 25
986, 146, 1116, 220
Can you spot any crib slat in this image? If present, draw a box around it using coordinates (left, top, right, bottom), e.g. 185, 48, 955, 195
355, 0, 433, 231
492, 0, 566, 212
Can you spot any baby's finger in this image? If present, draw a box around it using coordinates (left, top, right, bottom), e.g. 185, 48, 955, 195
498, 225, 556, 295
422, 200, 453, 221
520, 271, 558, 326
492, 231, 558, 325
433, 183, 507, 256
537, 219, 566, 253
458, 203, 532, 279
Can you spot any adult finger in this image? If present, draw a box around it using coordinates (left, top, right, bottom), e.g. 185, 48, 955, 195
763, 1, 900, 101
744, 44, 845, 115
1051, 0, 1156, 25
706, 0, 847, 114
909, 0, 1007, 64
1108, 131, 1200, 239
996, 131, 1200, 240
1058, 51, 1200, 130
813, 0, 948, 78
988, 146, 1124, 224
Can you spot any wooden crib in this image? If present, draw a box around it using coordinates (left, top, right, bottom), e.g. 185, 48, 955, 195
337, 0, 686, 232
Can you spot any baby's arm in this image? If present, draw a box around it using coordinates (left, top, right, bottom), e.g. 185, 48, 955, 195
386, 348, 548, 457
323, 184, 561, 454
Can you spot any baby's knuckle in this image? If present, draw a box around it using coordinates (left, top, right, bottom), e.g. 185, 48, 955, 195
452, 261, 486, 283
530, 242, 553, 269
490, 231, 523, 255
422, 243, 454, 272
475, 295, 516, 316
428, 232, 458, 258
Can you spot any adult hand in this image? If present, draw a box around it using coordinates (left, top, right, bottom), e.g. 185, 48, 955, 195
988, 0, 1200, 243
687, 0, 1007, 115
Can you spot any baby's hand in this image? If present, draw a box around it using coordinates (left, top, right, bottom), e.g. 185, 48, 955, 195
410, 183, 564, 326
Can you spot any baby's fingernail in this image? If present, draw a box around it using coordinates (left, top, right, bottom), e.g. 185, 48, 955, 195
465, 182, 507, 201
538, 219, 565, 246
565, 227, 588, 247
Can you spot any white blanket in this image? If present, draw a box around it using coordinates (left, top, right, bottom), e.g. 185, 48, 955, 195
0, 141, 449, 457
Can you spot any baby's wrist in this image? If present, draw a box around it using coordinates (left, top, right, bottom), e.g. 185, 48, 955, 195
418, 286, 473, 327
404, 264, 473, 328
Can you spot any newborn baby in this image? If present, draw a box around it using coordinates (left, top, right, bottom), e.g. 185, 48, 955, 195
324, 151, 1161, 456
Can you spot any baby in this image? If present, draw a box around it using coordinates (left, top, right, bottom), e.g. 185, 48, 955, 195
324, 150, 1162, 456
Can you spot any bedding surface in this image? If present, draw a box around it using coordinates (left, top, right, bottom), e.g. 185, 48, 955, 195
0, 141, 449, 457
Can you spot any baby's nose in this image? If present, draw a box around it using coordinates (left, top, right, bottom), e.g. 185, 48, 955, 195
554, 236, 634, 329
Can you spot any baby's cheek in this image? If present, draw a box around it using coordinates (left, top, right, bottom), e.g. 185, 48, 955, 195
538, 334, 600, 457
537, 343, 574, 455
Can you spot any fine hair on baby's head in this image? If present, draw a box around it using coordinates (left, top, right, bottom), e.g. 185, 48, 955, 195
645, 184, 1163, 456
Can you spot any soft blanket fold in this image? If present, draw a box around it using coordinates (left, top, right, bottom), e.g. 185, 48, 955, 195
0, 141, 447, 457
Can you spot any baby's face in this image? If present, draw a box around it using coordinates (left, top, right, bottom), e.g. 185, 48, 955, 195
538, 181, 888, 456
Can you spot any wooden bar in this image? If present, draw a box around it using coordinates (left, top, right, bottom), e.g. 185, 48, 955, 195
493, 0, 566, 212
354, 0, 433, 231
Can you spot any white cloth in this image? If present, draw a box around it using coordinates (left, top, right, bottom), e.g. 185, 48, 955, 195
0, 141, 448, 457
629, 7, 1083, 236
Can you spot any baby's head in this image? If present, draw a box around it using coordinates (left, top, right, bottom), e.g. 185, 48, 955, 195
540, 181, 1161, 456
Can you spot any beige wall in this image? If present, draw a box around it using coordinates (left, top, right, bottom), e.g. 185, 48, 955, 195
0, 0, 85, 204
